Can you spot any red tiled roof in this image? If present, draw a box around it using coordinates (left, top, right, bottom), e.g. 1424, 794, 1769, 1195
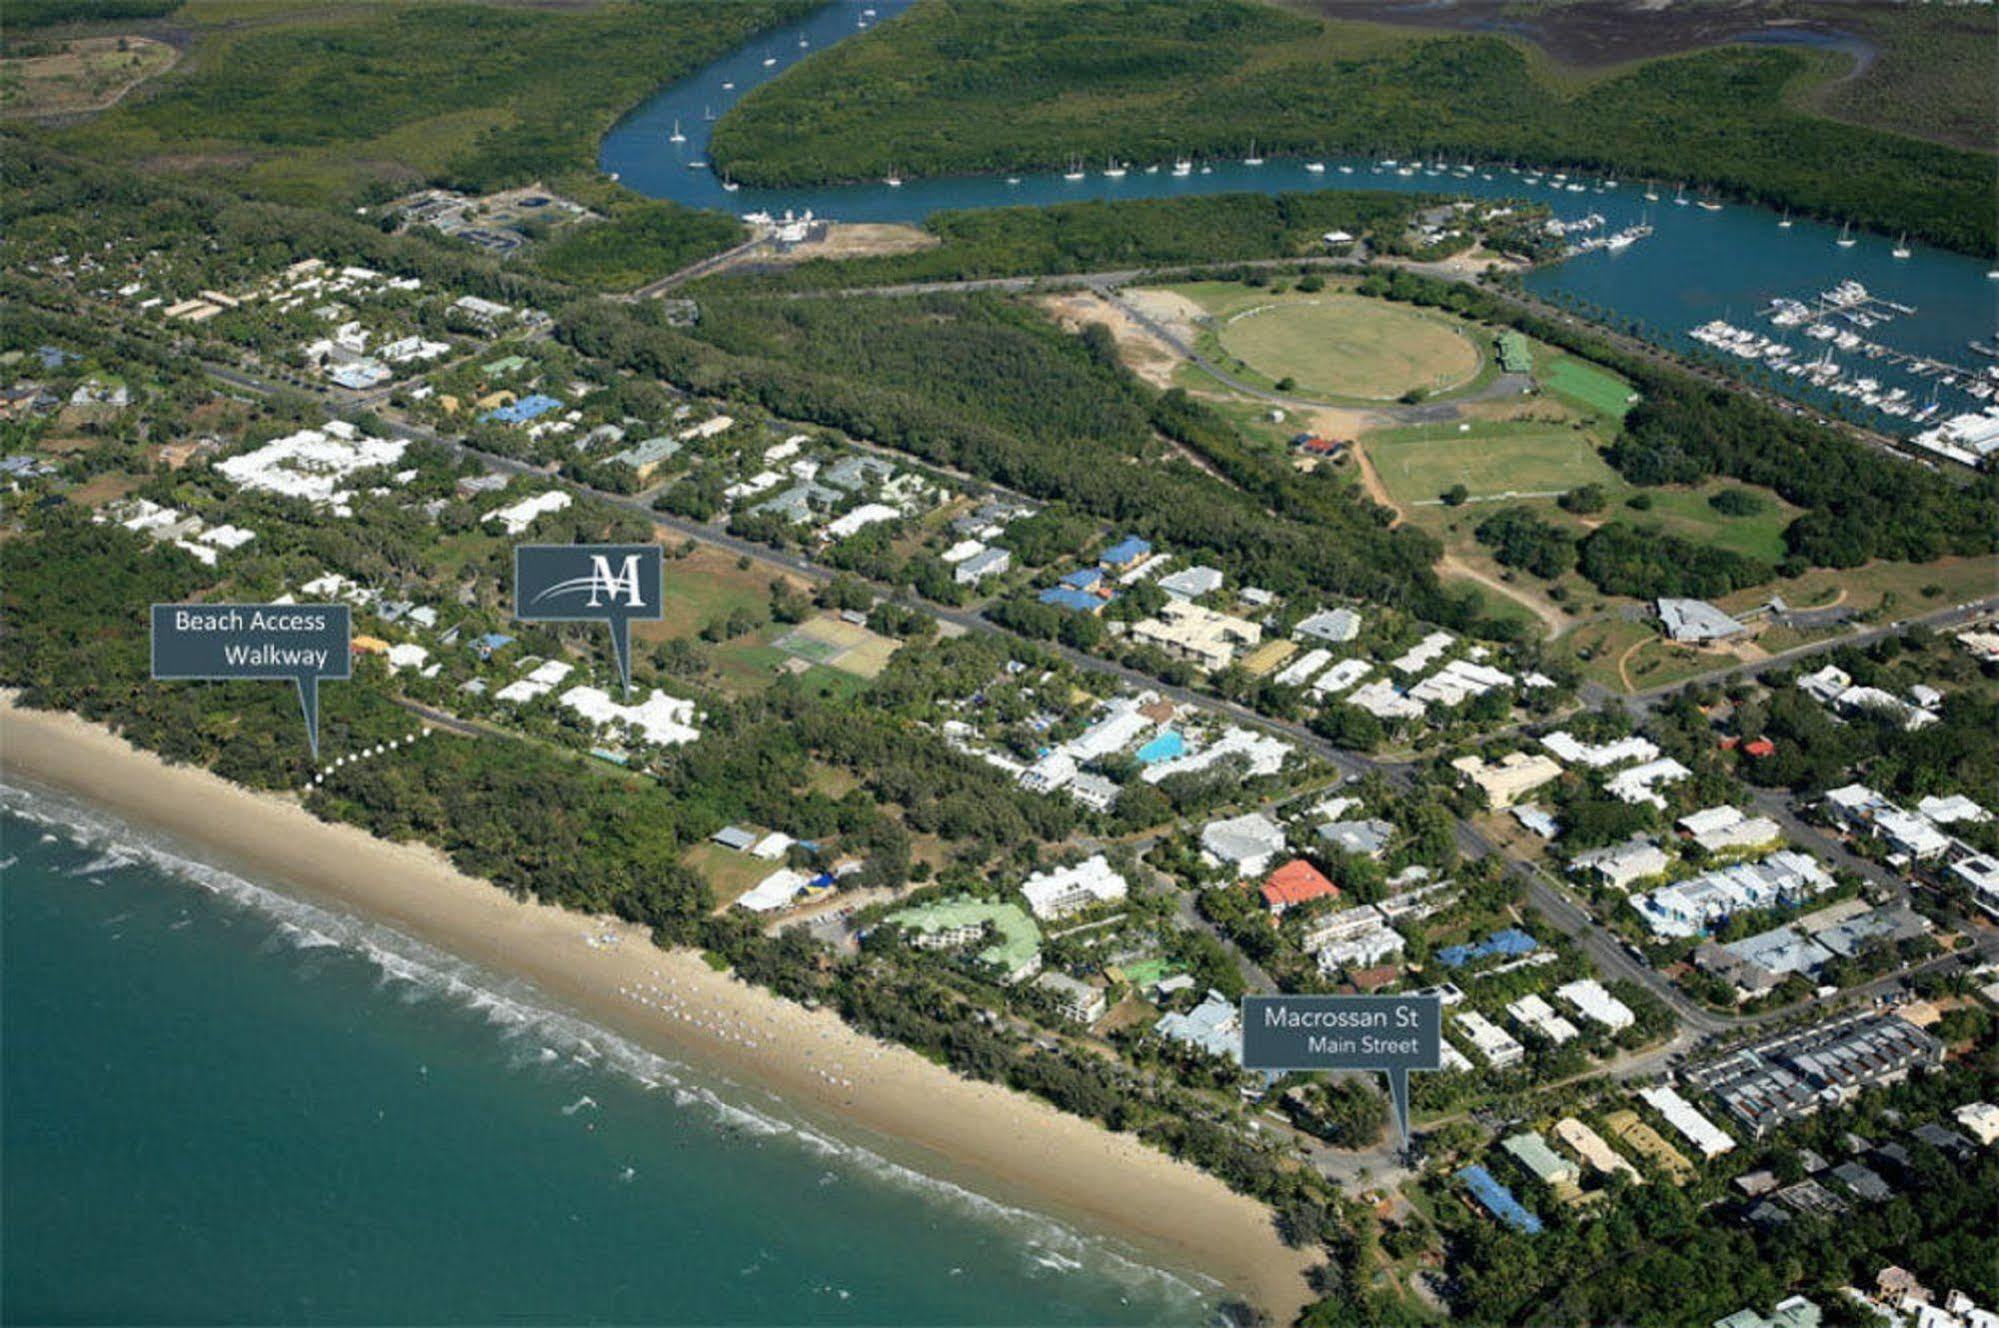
1744, 738, 1777, 758
1260, 858, 1339, 909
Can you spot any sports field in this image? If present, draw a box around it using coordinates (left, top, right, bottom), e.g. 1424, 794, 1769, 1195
775, 616, 899, 679
1540, 355, 1639, 420
1215, 294, 1481, 400
1365, 423, 1619, 505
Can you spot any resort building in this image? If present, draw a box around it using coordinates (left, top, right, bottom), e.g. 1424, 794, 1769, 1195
885, 898, 1043, 985
1658, 598, 1748, 643
1019, 855, 1128, 920
1129, 601, 1261, 672
1033, 971, 1107, 1025
1606, 757, 1693, 808
1553, 1117, 1640, 1183
1154, 990, 1243, 1065
1678, 806, 1784, 855
1451, 751, 1563, 809
1456, 1010, 1525, 1069
1201, 812, 1288, 878
1683, 1012, 1946, 1139
1295, 608, 1362, 644
1261, 859, 1339, 914
1639, 1085, 1736, 1159
1571, 838, 1673, 892
1458, 1165, 1542, 1234
1556, 980, 1636, 1032
1502, 1131, 1580, 1188
1541, 732, 1659, 769
1507, 994, 1580, 1045
1629, 851, 1836, 938
1305, 906, 1405, 973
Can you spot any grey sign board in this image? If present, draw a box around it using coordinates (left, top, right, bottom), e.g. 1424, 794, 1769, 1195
1242, 994, 1443, 1146
513, 544, 663, 692
151, 603, 350, 758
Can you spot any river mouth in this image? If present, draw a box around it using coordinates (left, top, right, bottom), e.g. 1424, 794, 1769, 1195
598, 0, 1995, 451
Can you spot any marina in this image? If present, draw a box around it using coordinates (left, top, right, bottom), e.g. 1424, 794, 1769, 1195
598, 0, 1997, 451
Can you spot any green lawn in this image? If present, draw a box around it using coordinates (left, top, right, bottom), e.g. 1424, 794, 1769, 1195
1214, 293, 1481, 401
1166, 280, 1495, 405
1366, 421, 1617, 505
1540, 354, 1639, 421
635, 546, 785, 642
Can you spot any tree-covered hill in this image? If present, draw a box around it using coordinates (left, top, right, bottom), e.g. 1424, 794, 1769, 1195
712, 0, 1995, 255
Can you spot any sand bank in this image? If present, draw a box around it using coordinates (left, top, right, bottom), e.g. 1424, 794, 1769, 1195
1, 697, 1316, 1320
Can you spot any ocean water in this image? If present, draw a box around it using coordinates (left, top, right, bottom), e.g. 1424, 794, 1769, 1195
0, 782, 1215, 1325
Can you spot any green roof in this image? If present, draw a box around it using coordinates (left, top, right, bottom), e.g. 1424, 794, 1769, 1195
1502, 1130, 1576, 1184
480, 354, 529, 378
1118, 957, 1182, 988
1497, 332, 1532, 373
887, 897, 1041, 977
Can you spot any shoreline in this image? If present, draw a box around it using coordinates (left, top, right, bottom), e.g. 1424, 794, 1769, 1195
0, 697, 1317, 1321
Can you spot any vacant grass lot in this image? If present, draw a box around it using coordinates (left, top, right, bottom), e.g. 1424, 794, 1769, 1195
0, 35, 176, 118
632, 545, 789, 643
1367, 421, 1614, 504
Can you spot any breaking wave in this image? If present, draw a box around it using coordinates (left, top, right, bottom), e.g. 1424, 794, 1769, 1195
1, 778, 1218, 1311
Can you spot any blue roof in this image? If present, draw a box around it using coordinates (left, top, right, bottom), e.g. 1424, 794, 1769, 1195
1438, 927, 1541, 968
474, 632, 515, 650
482, 393, 562, 424
1102, 536, 1151, 565
1459, 1165, 1542, 1234
1060, 568, 1104, 590
1436, 943, 1476, 969
1039, 586, 1105, 613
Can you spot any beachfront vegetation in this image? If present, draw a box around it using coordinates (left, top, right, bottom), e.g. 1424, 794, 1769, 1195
712, 0, 1994, 254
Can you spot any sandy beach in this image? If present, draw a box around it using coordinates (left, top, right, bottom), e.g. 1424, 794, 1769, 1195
1, 696, 1317, 1321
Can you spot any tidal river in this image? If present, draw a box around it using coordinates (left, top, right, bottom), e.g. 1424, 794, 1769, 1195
601, 0, 1998, 441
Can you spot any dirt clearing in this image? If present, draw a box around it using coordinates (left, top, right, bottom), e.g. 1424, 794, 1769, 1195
1039, 289, 1187, 389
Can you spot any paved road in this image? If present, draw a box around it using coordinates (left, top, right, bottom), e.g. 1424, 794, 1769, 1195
798, 252, 1932, 470
195, 354, 1977, 1049
1589, 594, 1999, 714
1743, 784, 1910, 897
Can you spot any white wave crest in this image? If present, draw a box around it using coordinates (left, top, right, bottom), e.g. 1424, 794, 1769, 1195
0, 779, 1213, 1311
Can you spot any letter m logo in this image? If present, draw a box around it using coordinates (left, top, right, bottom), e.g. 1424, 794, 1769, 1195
585, 554, 645, 609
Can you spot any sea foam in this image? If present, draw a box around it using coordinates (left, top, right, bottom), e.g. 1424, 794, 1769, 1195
0, 779, 1215, 1308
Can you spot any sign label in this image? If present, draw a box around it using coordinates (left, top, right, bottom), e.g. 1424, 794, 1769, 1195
513, 544, 663, 693
1242, 994, 1442, 1147
152, 603, 350, 759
